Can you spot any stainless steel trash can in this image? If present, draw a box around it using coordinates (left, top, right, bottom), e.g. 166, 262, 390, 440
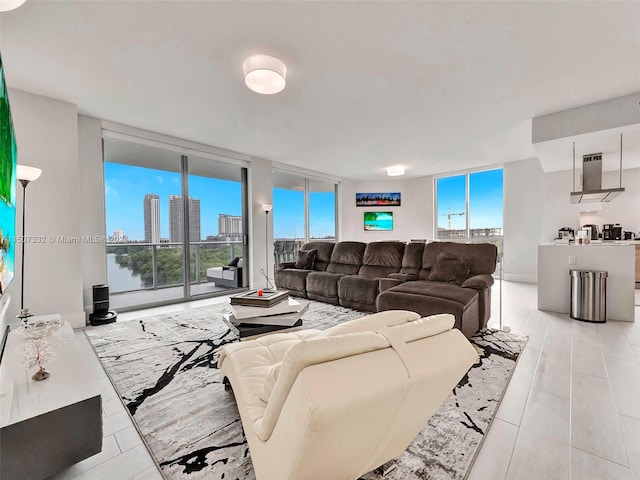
570, 270, 607, 323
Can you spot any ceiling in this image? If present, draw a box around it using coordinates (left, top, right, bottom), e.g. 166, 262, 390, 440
1, 1, 639, 180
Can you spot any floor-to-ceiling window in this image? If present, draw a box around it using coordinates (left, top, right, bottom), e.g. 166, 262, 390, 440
309, 178, 336, 241
435, 168, 503, 261
272, 170, 337, 266
187, 156, 246, 296
103, 135, 247, 310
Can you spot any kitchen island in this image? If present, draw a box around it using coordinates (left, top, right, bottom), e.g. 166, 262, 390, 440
538, 242, 636, 322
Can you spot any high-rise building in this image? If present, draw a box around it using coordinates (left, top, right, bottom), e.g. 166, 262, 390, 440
169, 195, 201, 243
143, 194, 160, 244
111, 229, 127, 242
218, 214, 243, 238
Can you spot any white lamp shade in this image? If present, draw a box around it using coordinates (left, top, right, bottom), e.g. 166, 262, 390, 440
17, 165, 42, 183
386, 165, 405, 176
262, 204, 273, 213
243, 55, 286, 95
0, 0, 26, 12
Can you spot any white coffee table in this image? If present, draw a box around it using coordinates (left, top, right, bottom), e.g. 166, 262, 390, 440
224, 299, 309, 339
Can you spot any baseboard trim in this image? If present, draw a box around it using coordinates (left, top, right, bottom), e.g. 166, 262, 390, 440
503, 273, 537, 284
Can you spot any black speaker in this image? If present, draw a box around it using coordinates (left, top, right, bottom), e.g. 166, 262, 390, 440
90, 284, 117, 326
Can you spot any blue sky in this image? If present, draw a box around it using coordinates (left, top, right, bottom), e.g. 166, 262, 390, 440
273, 189, 336, 239
105, 163, 500, 241
436, 169, 503, 230
105, 163, 336, 240
105, 163, 242, 240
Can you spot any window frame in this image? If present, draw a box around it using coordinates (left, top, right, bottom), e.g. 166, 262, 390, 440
433, 165, 504, 241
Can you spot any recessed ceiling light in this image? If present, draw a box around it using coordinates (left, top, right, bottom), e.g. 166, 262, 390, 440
0, 0, 26, 12
243, 54, 286, 95
386, 165, 405, 176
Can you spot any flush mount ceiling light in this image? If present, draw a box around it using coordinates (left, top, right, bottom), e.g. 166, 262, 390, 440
0, 0, 26, 11
243, 54, 286, 95
386, 165, 405, 177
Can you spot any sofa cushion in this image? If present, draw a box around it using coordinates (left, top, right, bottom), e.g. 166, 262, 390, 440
299, 241, 335, 271
274, 269, 314, 296
358, 241, 405, 278
321, 310, 420, 337
258, 311, 453, 404
428, 252, 472, 286
294, 249, 317, 270
260, 361, 282, 403
306, 271, 344, 300
399, 242, 425, 277
388, 280, 478, 305
338, 275, 381, 310
420, 241, 497, 279
326, 241, 366, 275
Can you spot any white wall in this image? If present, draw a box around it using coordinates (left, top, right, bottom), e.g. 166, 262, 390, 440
340, 177, 434, 242
502, 158, 639, 283
579, 168, 640, 235
540, 167, 640, 243
6, 89, 85, 328
247, 158, 274, 289
503, 158, 546, 283
78, 115, 108, 311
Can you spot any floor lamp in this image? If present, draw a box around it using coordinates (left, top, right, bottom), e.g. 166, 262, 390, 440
16, 164, 42, 322
498, 247, 510, 332
262, 204, 274, 290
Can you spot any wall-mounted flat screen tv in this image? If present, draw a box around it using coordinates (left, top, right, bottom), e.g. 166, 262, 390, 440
364, 211, 393, 231
0, 53, 17, 295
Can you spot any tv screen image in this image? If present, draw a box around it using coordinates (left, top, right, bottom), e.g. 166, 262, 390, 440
0, 53, 17, 295
364, 211, 393, 231
356, 192, 401, 207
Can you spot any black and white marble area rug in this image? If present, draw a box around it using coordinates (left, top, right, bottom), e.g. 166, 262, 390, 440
85, 300, 527, 480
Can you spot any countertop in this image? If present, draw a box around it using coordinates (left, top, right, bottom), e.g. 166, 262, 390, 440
545, 240, 638, 246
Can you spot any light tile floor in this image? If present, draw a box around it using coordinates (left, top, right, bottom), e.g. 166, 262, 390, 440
50, 282, 640, 480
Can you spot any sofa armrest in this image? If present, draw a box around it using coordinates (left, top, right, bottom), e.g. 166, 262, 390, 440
379, 277, 402, 292
462, 274, 495, 289
387, 273, 417, 282
278, 261, 296, 270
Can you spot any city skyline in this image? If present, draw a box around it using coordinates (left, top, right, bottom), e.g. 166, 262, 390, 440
105, 163, 503, 243
105, 163, 242, 241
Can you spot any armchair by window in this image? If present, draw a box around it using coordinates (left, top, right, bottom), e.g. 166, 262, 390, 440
207, 257, 243, 288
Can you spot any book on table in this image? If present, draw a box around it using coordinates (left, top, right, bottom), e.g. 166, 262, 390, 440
228, 302, 309, 328
230, 297, 305, 320
229, 289, 289, 308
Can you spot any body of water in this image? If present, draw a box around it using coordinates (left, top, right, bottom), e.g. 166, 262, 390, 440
107, 253, 144, 293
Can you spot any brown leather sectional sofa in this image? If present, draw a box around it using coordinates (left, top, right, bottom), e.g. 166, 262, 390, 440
274, 240, 497, 337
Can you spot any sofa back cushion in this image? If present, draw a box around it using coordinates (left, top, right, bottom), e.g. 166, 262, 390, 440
419, 241, 497, 280
300, 241, 336, 271
326, 241, 366, 275
399, 242, 425, 276
358, 241, 405, 278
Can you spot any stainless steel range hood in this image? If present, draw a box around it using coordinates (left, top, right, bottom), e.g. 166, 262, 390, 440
570, 188, 625, 204
570, 134, 625, 204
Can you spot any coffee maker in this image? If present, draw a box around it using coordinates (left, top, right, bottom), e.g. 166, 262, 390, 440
602, 224, 622, 241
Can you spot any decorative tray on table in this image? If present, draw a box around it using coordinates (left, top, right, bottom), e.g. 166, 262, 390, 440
229, 289, 289, 308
